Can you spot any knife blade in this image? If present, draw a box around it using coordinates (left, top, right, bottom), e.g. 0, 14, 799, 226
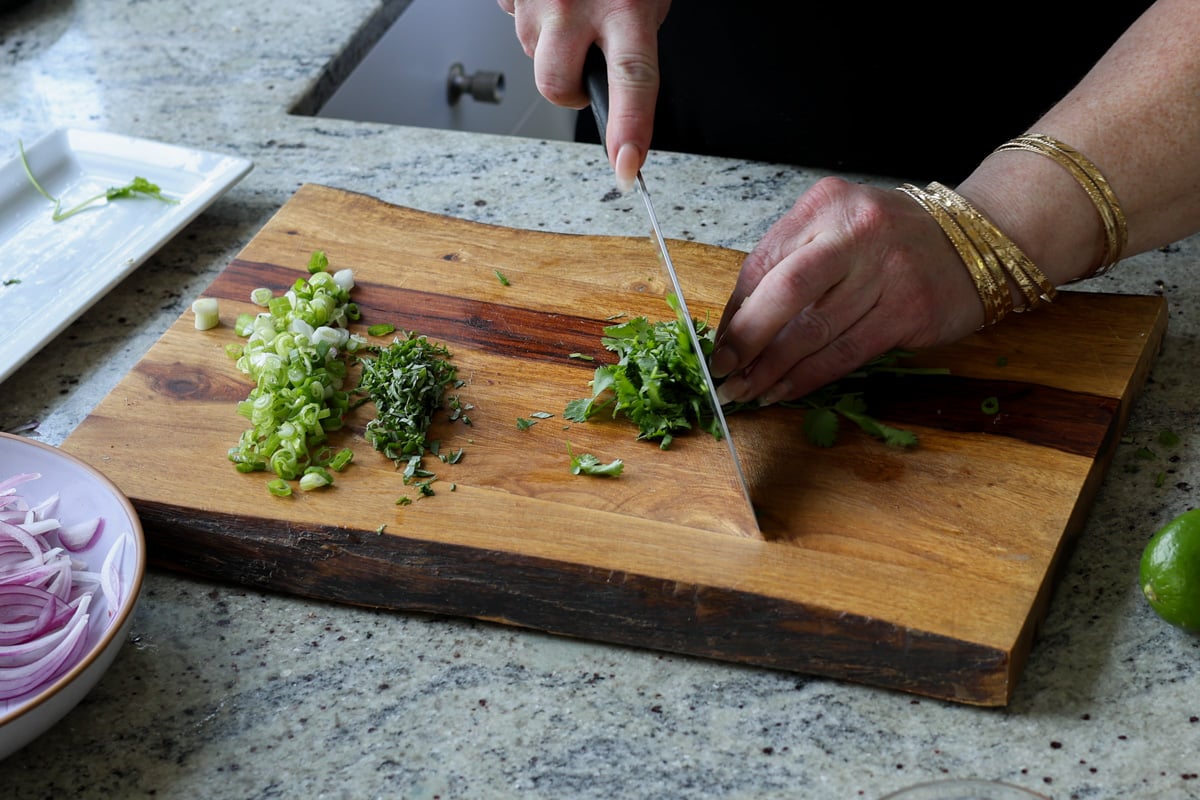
582, 46, 758, 531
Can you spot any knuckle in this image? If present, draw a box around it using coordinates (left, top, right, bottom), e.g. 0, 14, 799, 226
826, 327, 876, 369
792, 305, 838, 352
842, 193, 892, 242
606, 52, 660, 91
806, 177, 893, 240
534, 73, 577, 104
771, 261, 823, 309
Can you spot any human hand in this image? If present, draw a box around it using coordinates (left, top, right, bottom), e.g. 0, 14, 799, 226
710, 176, 988, 406
497, 0, 671, 191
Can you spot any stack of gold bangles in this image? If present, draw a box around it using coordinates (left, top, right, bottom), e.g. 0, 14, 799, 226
898, 132, 1127, 329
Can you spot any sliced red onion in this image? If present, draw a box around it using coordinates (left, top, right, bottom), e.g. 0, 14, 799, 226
28, 491, 60, 521
0, 594, 91, 667
0, 595, 91, 697
0, 557, 71, 593
15, 516, 61, 537
0, 585, 73, 645
0, 472, 129, 701
99, 533, 129, 616
0, 472, 41, 503
58, 516, 102, 552
0, 518, 43, 565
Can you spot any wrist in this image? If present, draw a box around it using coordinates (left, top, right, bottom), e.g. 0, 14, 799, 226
954, 148, 1109, 287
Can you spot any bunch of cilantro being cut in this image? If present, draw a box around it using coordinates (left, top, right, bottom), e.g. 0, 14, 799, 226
564, 296, 945, 449
780, 351, 939, 448
565, 295, 719, 449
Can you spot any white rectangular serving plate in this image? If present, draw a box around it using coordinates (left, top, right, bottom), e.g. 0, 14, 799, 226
0, 128, 253, 385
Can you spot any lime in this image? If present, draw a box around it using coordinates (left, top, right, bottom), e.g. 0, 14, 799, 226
1140, 508, 1200, 632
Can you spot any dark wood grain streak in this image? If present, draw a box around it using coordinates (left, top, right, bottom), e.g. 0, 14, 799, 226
139, 501, 1008, 705
849, 374, 1118, 458
137, 360, 253, 404
220, 259, 613, 364
217, 260, 1117, 457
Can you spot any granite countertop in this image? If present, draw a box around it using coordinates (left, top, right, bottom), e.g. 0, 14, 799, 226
2, 1, 1199, 798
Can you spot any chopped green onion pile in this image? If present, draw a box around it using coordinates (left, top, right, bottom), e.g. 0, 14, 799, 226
226, 251, 364, 493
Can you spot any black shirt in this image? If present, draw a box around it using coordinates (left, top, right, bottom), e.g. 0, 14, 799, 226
577, 4, 1154, 183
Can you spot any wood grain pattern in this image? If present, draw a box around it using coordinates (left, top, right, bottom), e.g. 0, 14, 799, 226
62, 184, 1168, 705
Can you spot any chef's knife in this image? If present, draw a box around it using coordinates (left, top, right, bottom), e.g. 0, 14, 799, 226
583, 46, 757, 530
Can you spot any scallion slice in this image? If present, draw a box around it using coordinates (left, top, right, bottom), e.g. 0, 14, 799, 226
191, 298, 220, 331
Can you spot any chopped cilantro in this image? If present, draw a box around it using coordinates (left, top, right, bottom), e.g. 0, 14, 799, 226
354, 332, 460, 464
567, 442, 624, 477
566, 296, 940, 449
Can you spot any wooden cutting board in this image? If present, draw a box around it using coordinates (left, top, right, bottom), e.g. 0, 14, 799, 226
63, 184, 1167, 706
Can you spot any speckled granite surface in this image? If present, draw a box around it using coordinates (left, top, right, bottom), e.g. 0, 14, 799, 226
1, 1, 1199, 798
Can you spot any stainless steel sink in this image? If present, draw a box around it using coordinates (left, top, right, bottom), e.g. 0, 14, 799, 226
316, 0, 576, 141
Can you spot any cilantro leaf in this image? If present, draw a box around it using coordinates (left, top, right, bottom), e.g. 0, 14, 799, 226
801, 407, 840, 448
564, 397, 595, 423
567, 443, 624, 476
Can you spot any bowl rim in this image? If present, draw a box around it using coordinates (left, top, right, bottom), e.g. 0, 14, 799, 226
0, 431, 147, 725
878, 778, 1051, 799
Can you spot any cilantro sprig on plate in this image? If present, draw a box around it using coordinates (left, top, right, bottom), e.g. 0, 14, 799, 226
19, 139, 177, 221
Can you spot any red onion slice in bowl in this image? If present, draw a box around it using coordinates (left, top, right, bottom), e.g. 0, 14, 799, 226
0, 433, 146, 761
57, 517, 102, 552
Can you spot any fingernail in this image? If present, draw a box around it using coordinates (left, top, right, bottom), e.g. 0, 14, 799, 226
710, 346, 737, 378
614, 143, 640, 193
757, 381, 790, 407
716, 375, 746, 406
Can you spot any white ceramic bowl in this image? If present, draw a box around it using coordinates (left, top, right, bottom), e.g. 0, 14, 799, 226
0, 432, 146, 761
879, 779, 1051, 800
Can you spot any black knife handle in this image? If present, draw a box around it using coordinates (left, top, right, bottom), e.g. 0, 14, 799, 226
583, 44, 610, 150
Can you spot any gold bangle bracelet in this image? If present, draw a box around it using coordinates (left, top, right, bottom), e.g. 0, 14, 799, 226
897, 183, 1012, 328
995, 133, 1127, 278
922, 182, 1012, 312
925, 181, 1056, 311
